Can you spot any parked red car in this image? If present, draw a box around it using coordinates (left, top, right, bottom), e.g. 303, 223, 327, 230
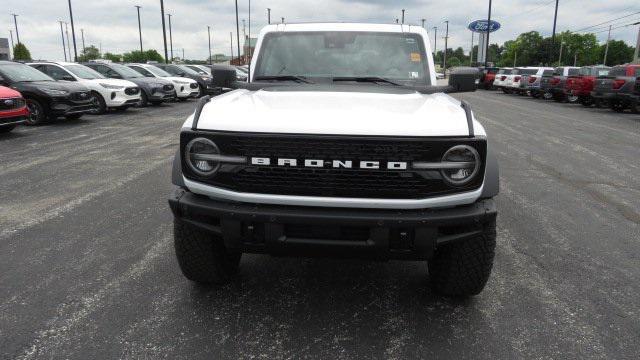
0, 85, 29, 133
479, 67, 499, 90
565, 66, 611, 107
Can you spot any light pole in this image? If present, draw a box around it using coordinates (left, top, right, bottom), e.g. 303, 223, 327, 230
81, 28, 85, 55
248, 0, 252, 78
230, 32, 233, 62
267, 8, 271, 24
167, 13, 173, 61
432, 26, 438, 58
485, 0, 492, 67
633, 22, 640, 64
470, 32, 474, 66
59, 21, 67, 61
282, 17, 285, 24
551, 0, 559, 61
401, 9, 405, 24
603, 25, 612, 66
443, 20, 449, 72
159, 0, 169, 63
235, 0, 241, 64
68, 0, 78, 62
65, 23, 72, 62
421, 19, 426, 28
207, 26, 212, 65
11, 14, 20, 44
135, 5, 143, 53
8, 30, 14, 59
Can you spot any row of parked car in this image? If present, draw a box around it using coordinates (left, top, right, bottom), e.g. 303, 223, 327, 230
0, 60, 249, 134
478, 64, 640, 113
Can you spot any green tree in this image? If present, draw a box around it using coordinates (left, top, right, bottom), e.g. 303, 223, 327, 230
122, 49, 164, 63
448, 56, 461, 67
103, 52, 122, 62
13, 43, 32, 61
78, 45, 101, 62
599, 40, 634, 66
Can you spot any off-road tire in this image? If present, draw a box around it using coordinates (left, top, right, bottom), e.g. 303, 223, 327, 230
174, 220, 242, 284
428, 219, 496, 297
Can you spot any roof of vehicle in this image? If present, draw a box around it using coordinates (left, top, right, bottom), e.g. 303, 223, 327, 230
261, 22, 428, 34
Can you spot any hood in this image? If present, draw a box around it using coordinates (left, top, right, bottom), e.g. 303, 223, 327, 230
190, 86, 483, 137
88, 78, 138, 88
16, 81, 90, 93
166, 76, 197, 84
128, 77, 172, 87
0, 85, 21, 98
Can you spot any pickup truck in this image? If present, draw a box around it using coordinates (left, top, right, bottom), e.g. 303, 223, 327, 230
546, 67, 580, 102
519, 67, 554, 97
505, 67, 539, 95
591, 64, 640, 112
168, 23, 499, 297
565, 66, 610, 107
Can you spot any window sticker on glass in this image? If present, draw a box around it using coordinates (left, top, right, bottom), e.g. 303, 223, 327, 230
411, 72, 420, 79
410, 53, 421, 62
405, 38, 416, 44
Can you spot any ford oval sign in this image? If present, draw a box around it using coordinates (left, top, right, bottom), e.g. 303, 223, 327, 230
468, 20, 501, 33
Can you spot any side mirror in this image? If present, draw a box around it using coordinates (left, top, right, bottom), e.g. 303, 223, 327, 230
178, 72, 186, 77
212, 65, 238, 88
447, 68, 479, 93
62, 74, 76, 81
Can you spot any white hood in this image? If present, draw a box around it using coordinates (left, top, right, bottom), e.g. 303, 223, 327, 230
188, 88, 484, 137
88, 78, 137, 88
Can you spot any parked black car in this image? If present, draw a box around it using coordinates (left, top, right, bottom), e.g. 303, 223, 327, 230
153, 64, 219, 95
83, 62, 176, 106
619, 75, 640, 114
591, 64, 640, 112
0, 61, 95, 124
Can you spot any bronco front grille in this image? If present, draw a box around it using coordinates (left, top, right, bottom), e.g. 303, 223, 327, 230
181, 132, 487, 199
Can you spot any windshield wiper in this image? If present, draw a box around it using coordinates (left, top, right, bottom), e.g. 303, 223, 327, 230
255, 75, 314, 84
332, 76, 403, 86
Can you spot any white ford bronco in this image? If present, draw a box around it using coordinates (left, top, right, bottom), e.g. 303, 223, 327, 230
169, 23, 499, 297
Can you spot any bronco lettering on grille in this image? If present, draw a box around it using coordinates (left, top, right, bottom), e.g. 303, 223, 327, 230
250, 157, 407, 170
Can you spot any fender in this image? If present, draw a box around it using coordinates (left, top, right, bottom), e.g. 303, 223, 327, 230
481, 144, 500, 199
171, 150, 185, 187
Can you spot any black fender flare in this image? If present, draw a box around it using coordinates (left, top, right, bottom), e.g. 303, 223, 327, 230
172, 150, 185, 187
481, 144, 500, 198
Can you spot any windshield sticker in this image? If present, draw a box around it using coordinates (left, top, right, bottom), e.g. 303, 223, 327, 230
405, 38, 416, 44
411, 72, 420, 79
410, 53, 422, 62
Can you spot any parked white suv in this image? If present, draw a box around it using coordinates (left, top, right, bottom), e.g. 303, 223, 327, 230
29, 61, 141, 114
492, 68, 512, 90
126, 63, 200, 100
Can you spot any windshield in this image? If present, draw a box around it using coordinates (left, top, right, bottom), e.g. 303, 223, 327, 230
146, 65, 172, 77
176, 65, 200, 75
0, 63, 54, 82
254, 32, 431, 85
65, 64, 105, 80
187, 65, 209, 75
111, 63, 144, 78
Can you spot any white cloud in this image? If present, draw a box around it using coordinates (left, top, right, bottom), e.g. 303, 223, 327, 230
2, 0, 639, 61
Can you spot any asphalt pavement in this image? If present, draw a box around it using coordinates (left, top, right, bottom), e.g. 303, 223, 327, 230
0, 92, 639, 359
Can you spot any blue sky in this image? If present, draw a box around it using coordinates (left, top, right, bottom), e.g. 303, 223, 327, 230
2, 0, 639, 61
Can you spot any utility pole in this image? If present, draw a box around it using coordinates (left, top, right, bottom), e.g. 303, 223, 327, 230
282, 17, 285, 24
230, 32, 233, 62
167, 13, 173, 61
558, 35, 564, 65
267, 8, 271, 25
235, 0, 241, 64
443, 20, 449, 72
65, 23, 72, 62
182, 48, 184, 60
160, 0, 169, 63
9, 30, 14, 59
551, 0, 559, 61
68, 0, 78, 62
11, 14, 20, 44
603, 25, 612, 66
574, 52, 578, 66
485, 0, 492, 67
59, 21, 67, 61
135, 5, 143, 53
432, 26, 438, 58
242, 19, 246, 40
421, 19, 426, 28
207, 26, 212, 65
401, 9, 405, 24
395, 19, 399, 24
514, 49, 517, 67
81, 28, 85, 55
248, 0, 252, 79
632, 22, 640, 64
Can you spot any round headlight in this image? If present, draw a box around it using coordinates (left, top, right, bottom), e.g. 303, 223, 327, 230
184, 137, 221, 177
440, 145, 481, 186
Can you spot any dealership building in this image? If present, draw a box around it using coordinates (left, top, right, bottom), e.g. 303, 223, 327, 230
0, 38, 10, 60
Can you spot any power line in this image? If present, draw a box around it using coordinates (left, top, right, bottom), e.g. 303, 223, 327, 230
572, 11, 640, 33
577, 17, 640, 34
586, 21, 640, 35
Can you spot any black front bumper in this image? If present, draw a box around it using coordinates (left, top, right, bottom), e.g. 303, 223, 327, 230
168, 189, 497, 260
50, 100, 97, 116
